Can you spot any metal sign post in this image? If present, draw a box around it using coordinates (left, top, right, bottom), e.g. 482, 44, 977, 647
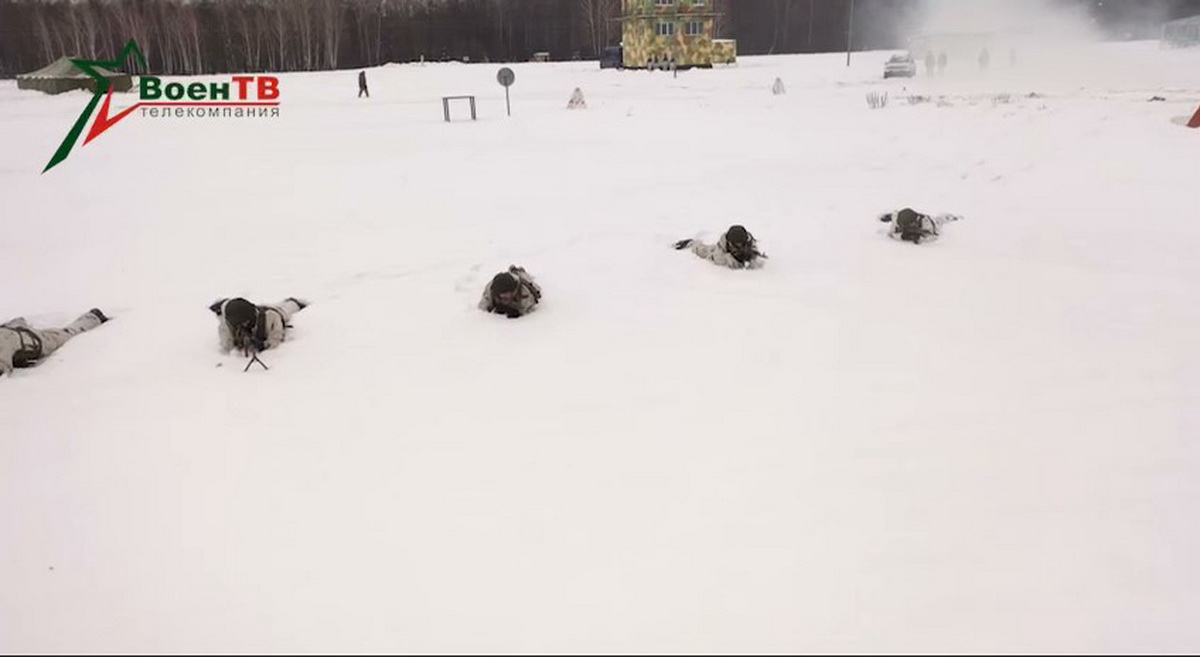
846, 0, 855, 67
497, 67, 515, 116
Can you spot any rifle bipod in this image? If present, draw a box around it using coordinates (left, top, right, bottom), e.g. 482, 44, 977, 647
243, 351, 269, 372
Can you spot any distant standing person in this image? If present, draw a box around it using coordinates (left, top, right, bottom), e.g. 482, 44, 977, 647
358, 70, 369, 98
937, 51, 947, 75
925, 50, 936, 77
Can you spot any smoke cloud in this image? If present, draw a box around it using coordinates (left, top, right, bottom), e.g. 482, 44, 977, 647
902, 0, 1103, 47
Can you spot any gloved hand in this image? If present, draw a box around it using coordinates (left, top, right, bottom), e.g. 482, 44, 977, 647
673, 239, 693, 250
730, 246, 756, 264
494, 304, 520, 319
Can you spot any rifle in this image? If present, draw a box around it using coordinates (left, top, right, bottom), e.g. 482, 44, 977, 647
730, 243, 768, 267
235, 328, 269, 372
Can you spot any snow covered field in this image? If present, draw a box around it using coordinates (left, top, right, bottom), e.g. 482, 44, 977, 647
2, 41, 1198, 652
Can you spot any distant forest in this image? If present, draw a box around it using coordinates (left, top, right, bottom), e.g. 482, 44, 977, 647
2, 0, 1199, 78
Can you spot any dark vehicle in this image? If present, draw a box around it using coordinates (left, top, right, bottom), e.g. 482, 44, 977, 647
884, 53, 917, 78
600, 46, 623, 70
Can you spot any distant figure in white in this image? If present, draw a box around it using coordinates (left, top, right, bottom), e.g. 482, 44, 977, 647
0, 308, 110, 377
567, 87, 587, 109
209, 297, 307, 354
772, 77, 786, 95
674, 225, 767, 270
878, 208, 962, 245
925, 51, 936, 77
937, 51, 948, 76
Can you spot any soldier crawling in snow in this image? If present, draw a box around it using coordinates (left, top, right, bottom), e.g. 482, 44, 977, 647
0, 308, 110, 377
479, 266, 541, 319
879, 208, 962, 244
673, 224, 767, 269
209, 297, 307, 356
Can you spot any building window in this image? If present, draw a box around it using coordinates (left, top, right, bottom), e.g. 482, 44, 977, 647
655, 0, 674, 6
656, 21, 676, 36
685, 21, 704, 36
692, 0, 705, 5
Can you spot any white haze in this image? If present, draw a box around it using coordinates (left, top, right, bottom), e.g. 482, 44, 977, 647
869, 0, 1180, 93
903, 0, 1103, 43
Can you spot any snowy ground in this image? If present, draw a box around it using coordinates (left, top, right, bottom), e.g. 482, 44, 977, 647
2, 41, 1199, 652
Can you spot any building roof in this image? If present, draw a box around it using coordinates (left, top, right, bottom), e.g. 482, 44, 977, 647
1164, 14, 1200, 27
16, 57, 126, 80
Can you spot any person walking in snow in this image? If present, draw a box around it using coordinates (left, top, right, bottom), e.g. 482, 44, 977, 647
0, 308, 110, 377
358, 70, 369, 98
479, 266, 541, 319
209, 297, 307, 355
878, 208, 962, 245
673, 224, 767, 270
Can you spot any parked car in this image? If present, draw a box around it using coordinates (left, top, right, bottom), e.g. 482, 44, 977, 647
884, 53, 916, 78
600, 46, 623, 70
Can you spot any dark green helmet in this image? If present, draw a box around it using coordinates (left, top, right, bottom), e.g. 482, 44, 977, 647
726, 225, 750, 247
223, 298, 258, 330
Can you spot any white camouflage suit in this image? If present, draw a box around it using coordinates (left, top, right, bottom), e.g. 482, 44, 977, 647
0, 310, 106, 376
879, 208, 962, 244
684, 229, 766, 270
479, 266, 542, 318
210, 298, 305, 353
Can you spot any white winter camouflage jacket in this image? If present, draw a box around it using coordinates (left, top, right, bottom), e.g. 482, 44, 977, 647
687, 230, 766, 269
479, 266, 542, 318
879, 208, 962, 243
211, 298, 305, 353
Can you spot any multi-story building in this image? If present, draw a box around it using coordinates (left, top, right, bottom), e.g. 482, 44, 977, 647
618, 0, 736, 69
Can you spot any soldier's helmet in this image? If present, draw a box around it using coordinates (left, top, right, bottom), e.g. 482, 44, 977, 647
223, 298, 258, 330
726, 225, 751, 247
490, 272, 519, 304
895, 208, 924, 243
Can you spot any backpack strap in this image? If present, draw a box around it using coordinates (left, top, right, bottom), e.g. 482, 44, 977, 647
2, 326, 44, 367
257, 306, 290, 346
525, 279, 541, 302
254, 306, 269, 346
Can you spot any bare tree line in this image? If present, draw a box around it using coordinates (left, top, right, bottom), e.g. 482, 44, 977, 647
0, 0, 908, 79
0, 0, 632, 78
3, 0, 1196, 79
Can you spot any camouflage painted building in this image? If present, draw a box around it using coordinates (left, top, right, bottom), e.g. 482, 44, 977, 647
619, 0, 736, 69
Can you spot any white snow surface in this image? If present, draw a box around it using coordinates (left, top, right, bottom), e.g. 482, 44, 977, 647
2, 41, 1199, 652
